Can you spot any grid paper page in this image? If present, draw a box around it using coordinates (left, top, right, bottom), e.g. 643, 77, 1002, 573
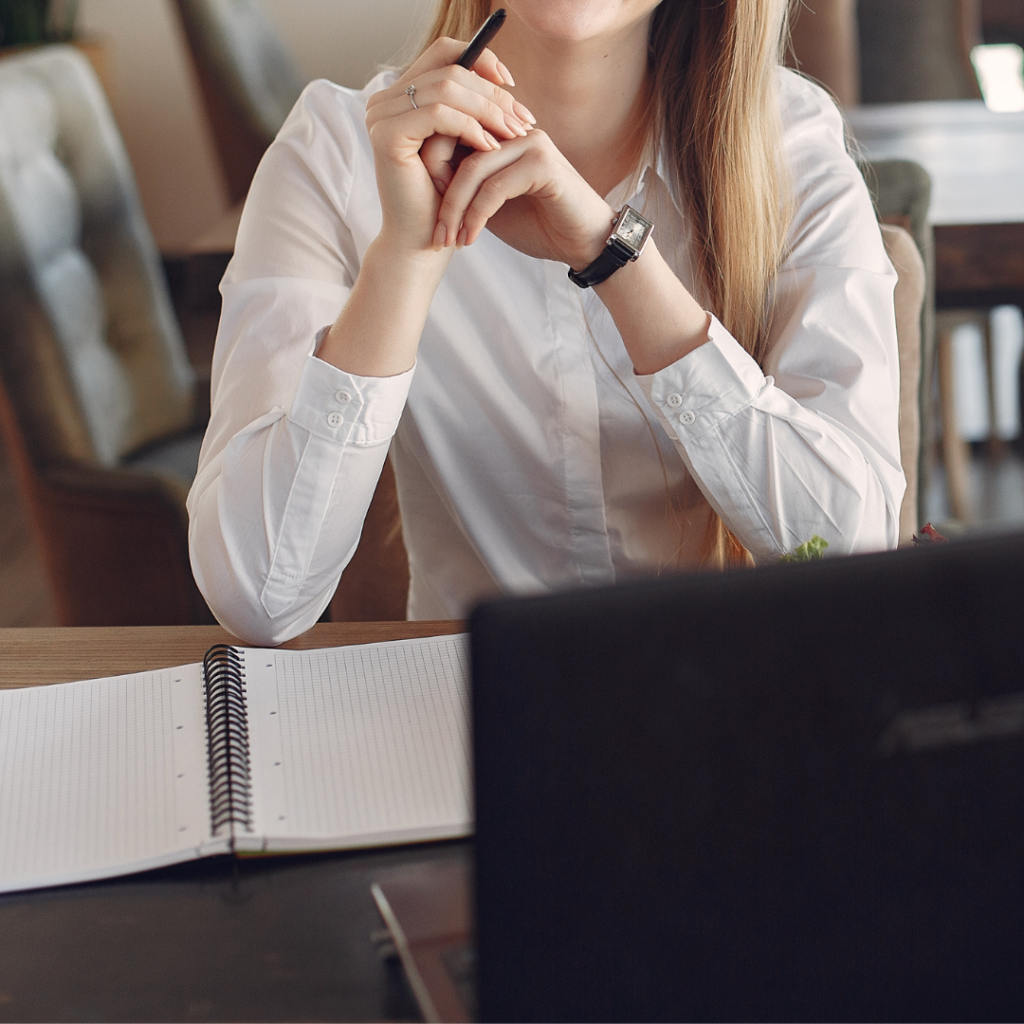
244, 635, 471, 848
0, 666, 210, 892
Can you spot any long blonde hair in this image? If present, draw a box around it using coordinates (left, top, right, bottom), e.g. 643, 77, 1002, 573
421, 1, 792, 569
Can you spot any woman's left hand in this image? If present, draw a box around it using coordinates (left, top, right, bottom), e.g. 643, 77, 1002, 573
428, 124, 712, 376
426, 129, 615, 268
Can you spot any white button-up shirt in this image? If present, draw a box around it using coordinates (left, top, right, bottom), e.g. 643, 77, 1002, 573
188, 68, 904, 645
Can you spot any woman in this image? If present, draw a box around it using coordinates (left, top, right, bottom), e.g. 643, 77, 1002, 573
188, 0, 904, 644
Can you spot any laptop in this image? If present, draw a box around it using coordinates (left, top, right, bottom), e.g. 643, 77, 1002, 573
468, 531, 1024, 1022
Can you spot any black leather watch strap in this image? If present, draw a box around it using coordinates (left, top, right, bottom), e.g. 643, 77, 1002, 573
567, 237, 635, 289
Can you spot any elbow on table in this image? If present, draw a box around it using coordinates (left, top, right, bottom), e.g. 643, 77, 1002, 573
759, 461, 903, 562
190, 546, 330, 648
205, 583, 328, 647
830, 468, 904, 557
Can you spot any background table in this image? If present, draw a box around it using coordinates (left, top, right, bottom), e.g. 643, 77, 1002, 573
846, 101, 1024, 309
0, 622, 464, 1023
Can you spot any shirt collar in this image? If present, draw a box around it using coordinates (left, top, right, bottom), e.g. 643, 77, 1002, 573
603, 141, 685, 218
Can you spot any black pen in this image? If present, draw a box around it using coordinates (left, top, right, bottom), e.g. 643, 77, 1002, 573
456, 8, 507, 69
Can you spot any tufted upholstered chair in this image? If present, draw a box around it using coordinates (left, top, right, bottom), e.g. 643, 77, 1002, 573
0, 46, 213, 625
172, 0, 304, 205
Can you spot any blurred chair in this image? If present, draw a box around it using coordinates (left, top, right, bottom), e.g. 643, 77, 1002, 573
858, 0, 984, 103
788, 0, 985, 107
880, 221, 927, 543
859, 159, 934, 531
857, 167, 931, 544
0, 46, 213, 625
172, 0, 304, 205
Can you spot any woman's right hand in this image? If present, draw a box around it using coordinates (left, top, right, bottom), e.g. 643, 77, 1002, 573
364, 37, 535, 257
317, 39, 532, 378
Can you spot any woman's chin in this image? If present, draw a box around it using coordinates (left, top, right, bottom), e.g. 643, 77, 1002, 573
501, 0, 662, 46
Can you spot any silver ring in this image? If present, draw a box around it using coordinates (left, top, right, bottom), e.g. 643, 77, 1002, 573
406, 84, 418, 110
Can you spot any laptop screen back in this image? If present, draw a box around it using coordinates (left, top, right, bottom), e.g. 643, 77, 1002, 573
470, 534, 1024, 1022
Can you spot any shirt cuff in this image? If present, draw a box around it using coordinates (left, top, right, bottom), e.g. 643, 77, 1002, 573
287, 350, 414, 446
636, 314, 772, 442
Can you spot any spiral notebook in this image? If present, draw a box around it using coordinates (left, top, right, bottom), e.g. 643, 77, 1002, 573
0, 634, 471, 895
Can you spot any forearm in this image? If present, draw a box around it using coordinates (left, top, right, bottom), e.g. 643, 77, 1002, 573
637, 311, 905, 558
591, 237, 900, 553
317, 235, 450, 377
189, 274, 414, 645
189, 352, 410, 645
676, 396, 898, 558
190, 420, 390, 644
592, 238, 711, 375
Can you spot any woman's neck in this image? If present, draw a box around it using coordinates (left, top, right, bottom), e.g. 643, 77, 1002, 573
489, 12, 653, 199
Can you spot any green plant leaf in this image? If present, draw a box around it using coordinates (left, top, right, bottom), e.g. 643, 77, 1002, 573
779, 535, 829, 562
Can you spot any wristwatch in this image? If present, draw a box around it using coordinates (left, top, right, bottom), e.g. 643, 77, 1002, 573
568, 205, 654, 288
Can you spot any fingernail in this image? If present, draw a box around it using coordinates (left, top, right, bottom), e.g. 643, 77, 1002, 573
432, 222, 447, 250
497, 61, 515, 87
514, 101, 536, 124
504, 114, 528, 137
432, 177, 447, 195
456, 226, 468, 248
484, 131, 501, 149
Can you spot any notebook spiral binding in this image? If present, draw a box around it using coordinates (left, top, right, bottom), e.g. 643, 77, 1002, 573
203, 644, 254, 842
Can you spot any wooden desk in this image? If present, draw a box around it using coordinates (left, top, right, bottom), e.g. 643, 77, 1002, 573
846, 102, 1024, 308
0, 620, 462, 688
0, 621, 465, 1024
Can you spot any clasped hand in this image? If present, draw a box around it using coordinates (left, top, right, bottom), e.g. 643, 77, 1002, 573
364, 38, 614, 270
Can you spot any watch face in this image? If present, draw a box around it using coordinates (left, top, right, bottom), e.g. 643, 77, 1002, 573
614, 206, 653, 253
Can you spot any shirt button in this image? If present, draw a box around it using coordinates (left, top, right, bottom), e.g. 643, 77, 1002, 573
335, 390, 352, 404
666, 392, 683, 408
678, 410, 696, 426
326, 411, 343, 428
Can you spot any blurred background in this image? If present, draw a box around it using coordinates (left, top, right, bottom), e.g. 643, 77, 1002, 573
73, 0, 435, 253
